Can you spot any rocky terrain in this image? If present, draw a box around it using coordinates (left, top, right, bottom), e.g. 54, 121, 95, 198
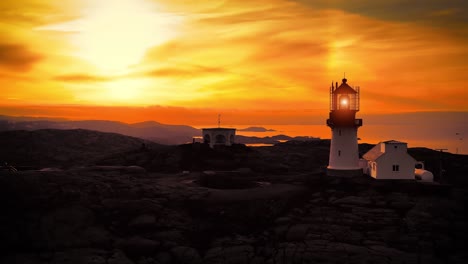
1, 129, 467, 263
1, 168, 467, 264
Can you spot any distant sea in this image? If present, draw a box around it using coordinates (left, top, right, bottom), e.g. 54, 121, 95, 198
210, 124, 467, 154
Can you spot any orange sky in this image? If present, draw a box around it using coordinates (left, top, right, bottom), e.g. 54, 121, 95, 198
1, 0, 467, 124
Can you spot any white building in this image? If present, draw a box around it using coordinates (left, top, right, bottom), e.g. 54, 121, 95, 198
326, 78, 363, 177
202, 128, 236, 148
362, 140, 417, 180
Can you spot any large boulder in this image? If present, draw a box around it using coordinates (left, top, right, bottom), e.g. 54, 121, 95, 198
128, 214, 157, 229
116, 236, 160, 256
198, 171, 258, 189
39, 206, 95, 249
124, 166, 146, 174
107, 250, 135, 264
204, 245, 254, 264
101, 199, 162, 215
285, 224, 311, 242
171, 246, 202, 264
332, 196, 372, 206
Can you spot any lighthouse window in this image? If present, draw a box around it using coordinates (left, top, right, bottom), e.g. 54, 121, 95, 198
338, 150, 341, 156
392, 165, 400, 172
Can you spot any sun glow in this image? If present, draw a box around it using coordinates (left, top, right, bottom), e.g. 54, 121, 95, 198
70, 78, 154, 105
41, 0, 182, 72
103, 78, 149, 103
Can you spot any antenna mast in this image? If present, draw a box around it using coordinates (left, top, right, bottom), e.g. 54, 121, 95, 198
218, 114, 221, 128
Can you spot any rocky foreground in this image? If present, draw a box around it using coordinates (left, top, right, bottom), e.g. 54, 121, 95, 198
1, 168, 467, 264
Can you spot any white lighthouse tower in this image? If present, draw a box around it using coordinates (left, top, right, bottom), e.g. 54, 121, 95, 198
326, 78, 363, 177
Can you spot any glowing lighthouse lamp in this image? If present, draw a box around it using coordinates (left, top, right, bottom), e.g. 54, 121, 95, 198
326, 78, 363, 177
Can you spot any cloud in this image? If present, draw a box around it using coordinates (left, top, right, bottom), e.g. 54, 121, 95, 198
144, 65, 226, 78
249, 40, 328, 63
289, 0, 468, 26
196, 4, 294, 25
54, 74, 112, 83
0, 44, 42, 71
0, 1, 82, 26
363, 89, 446, 110
293, 1, 468, 41
137, 2, 468, 112
0, 104, 326, 125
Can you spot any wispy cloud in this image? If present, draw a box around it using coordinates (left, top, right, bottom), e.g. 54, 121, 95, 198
144, 65, 226, 78
54, 74, 112, 83
289, 0, 468, 27
0, 44, 42, 71
0, 1, 82, 26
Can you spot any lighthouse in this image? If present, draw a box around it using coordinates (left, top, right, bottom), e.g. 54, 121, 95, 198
326, 78, 363, 177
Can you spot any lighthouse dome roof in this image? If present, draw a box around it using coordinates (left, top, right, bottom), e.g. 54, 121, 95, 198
334, 78, 357, 94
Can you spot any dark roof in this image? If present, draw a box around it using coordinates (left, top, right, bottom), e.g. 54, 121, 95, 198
363, 140, 413, 162
334, 78, 357, 94
202, 128, 236, 131
382, 140, 406, 144
363, 144, 384, 161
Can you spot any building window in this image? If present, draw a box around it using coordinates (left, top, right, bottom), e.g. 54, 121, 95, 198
392, 165, 400, 172
339, 129, 342, 136
394, 146, 398, 149
338, 150, 341, 156
372, 163, 376, 171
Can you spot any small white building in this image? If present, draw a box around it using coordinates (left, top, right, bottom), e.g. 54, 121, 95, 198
362, 140, 417, 180
202, 128, 236, 148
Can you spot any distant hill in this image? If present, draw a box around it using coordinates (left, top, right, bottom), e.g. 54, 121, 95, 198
0, 116, 322, 145
0, 115, 68, 122
238, 126, 276, 132
236, 135, 319, 144
0, 116, 200, 145
0, 129, 165, 168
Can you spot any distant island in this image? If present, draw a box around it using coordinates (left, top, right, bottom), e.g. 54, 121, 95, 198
238, 126, 276, 132
236, 135, 319, 145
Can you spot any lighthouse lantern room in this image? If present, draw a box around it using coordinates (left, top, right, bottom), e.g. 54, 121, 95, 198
326, 78, 363, 177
